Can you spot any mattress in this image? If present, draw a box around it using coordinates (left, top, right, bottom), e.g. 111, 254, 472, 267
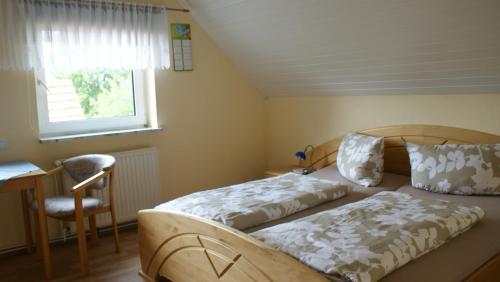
244, 165, 410, 233
382, 185, 500, 282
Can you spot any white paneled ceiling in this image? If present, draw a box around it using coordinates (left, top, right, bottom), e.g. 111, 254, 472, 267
180, 0, 500, 96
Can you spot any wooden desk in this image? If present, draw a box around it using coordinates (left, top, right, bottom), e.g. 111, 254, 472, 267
1, 169, 52, 279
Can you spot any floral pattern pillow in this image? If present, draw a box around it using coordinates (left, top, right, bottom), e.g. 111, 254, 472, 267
337, 133, 384, 187
407, 143, 500, 195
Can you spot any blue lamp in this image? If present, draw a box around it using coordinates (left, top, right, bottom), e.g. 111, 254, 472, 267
295, 145, 316, 175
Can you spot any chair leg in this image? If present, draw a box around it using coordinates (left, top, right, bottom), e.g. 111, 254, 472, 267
110, 205, 121, 253
107, 170, 120, 253
88, 215, 98, 246
74, 192, 89, 275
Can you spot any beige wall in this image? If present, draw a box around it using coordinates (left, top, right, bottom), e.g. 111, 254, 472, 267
265, 95, 500, 168
0, 0, 265, 249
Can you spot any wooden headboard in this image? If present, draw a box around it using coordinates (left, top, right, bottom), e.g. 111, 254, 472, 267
299, 124, 500, 176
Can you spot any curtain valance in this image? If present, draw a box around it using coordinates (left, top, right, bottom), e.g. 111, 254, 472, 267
0, 0, 170, 71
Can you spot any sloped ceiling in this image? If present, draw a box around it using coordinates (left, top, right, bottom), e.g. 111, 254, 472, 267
180, 0, 500, 96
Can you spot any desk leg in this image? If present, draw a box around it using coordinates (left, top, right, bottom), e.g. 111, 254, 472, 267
20, 190, 33, 254
35, 176, 53, 279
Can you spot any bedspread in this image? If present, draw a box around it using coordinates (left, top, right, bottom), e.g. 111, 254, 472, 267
251, 191, 484, 282
155, 173, 348, 230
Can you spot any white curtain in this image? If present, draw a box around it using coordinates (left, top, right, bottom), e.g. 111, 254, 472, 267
0, 1, 31, 70
1, 0, 170, 71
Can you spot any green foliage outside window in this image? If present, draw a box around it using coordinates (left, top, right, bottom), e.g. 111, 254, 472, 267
55, 70, 135, 119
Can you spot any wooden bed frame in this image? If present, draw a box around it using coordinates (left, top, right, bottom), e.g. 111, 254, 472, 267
138, 124, 500, 282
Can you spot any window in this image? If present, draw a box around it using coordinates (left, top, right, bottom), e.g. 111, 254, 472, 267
24, 1, 169, 139
36, 67, 154, 138
35, 37, 158, 138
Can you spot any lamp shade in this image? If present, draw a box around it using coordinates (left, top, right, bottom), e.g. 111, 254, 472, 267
295, 145, 314, 161
295, 151, 306, 160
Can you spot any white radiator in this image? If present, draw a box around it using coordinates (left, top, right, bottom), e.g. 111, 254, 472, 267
55, 147, 162, 230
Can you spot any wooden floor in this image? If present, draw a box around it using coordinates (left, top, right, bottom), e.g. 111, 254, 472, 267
0, 229, 142, 282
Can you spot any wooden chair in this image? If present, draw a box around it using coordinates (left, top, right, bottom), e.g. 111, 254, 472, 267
32, 154, 120, 275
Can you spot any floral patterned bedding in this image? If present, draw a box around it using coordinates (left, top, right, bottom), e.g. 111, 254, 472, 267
251, 191, 484, 282
155, 173, 349, 230
407, 143, 500, 195
337, 133, 384, 187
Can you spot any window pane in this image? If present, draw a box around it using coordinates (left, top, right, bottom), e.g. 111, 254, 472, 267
45, 69, 135, 122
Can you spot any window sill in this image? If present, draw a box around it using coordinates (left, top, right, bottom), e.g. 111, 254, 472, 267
39, 127, 163, 143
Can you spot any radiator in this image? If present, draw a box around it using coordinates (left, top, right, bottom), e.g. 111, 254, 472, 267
55, 147, 162, 230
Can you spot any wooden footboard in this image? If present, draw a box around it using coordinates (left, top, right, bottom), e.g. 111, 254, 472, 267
138, 210, 328, 282
138, 209, 500, 282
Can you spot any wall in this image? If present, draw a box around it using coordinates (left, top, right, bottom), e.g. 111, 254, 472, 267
0, 0, 265, 249
265, 94, 500, 168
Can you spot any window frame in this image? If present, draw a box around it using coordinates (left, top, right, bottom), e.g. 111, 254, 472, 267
35, 68, 149, 138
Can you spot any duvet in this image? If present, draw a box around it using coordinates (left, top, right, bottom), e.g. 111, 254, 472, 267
251, 191, 484, 282
155, 173, 349, 230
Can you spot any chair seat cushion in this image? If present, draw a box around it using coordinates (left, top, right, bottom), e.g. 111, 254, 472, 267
32, 196, 103, 217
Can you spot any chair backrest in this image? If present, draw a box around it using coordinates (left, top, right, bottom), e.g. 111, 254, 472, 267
62, 154, 115, 190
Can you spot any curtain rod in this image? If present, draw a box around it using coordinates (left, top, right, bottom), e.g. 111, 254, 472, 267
113, 0, 190, 12
113, 1, 190, 12
163, 7, 189, 13
28, 1, 190, 13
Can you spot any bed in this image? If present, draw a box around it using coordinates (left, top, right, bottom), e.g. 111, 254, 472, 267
138, 124, 500, 282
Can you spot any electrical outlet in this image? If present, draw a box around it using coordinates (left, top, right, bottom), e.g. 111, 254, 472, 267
0, 140, 7, 150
